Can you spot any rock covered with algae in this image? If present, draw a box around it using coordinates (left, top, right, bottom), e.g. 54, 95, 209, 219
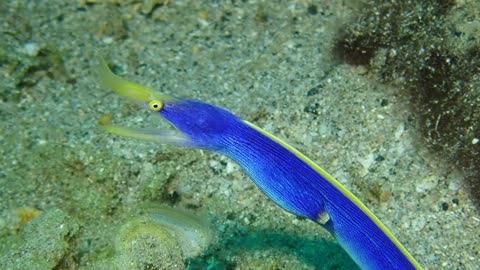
114, 217, 185, 270
91, 205, 212, 270
0, 208, 79, 270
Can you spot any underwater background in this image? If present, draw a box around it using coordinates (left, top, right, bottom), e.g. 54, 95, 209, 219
1, 0, 479, 269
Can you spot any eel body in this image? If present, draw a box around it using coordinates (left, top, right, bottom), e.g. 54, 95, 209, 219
98, 58, 422, 270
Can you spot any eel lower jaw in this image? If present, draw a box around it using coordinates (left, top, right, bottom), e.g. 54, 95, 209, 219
102, 125, 189, 146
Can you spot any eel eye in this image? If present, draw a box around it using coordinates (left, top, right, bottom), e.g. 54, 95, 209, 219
148, 99, 163, 111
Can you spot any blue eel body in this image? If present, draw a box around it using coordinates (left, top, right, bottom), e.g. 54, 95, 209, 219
98, 59, 421, 270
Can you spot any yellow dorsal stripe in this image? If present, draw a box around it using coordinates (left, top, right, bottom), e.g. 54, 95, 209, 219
244, 120, 421, 269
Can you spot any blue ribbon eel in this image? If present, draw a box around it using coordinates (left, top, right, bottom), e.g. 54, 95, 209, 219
97, 57, 422, 270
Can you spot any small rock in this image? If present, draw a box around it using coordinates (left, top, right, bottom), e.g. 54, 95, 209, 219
411, 215, 426, 231
23, 42, 41, 56
209, 160, 219, 168
416, 175, 438, 193
0, 208, 79, 269
225, 161, 235, 174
